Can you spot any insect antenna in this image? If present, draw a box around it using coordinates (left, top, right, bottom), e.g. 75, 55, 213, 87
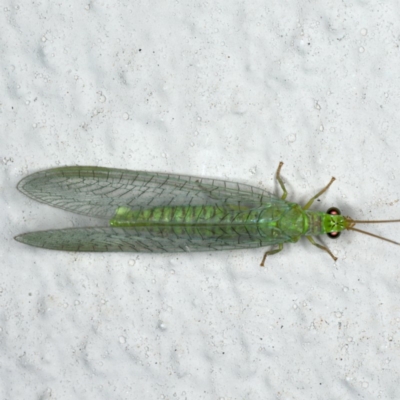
346, 218, 400, 246
350, 218, 400, 224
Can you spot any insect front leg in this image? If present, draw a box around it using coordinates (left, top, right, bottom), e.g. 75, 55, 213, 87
303, 177, 336, 210
306, 236, 338, 261
260, 243, 283, 267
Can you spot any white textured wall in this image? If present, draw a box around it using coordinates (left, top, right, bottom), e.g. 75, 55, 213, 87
2, 1, 400, 399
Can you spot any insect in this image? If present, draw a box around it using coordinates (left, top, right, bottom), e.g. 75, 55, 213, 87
15, 163, 400, 265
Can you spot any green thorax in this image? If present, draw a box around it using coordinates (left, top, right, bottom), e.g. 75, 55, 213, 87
304, 210, 349, 235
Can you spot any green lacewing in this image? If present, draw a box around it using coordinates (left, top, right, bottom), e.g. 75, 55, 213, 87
15, 163, 400, 265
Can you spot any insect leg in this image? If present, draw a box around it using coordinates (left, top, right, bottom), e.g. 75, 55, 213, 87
303, 177, 336, 210
260, 243, 284, 266
276, 162, 288, 200
306, 236, 338, 261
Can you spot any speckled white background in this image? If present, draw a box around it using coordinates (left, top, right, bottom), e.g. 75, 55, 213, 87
2, 1, 400, 399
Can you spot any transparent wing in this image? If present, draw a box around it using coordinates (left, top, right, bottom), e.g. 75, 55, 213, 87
17, 166, 279, 219
15, 225, 288, 252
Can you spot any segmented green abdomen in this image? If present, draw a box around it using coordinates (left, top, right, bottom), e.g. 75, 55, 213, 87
110, 205, 268, 245
110, 204, 264, 227
109, 202, 298, 245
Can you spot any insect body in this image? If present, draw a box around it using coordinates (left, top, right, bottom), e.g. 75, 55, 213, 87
15, 163, 400, 265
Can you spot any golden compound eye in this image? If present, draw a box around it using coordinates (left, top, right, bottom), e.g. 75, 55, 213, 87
326, 207, 341, 239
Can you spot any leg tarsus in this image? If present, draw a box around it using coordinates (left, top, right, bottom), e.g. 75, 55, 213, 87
276, 161, 288, 200
303, 177, 336, 210
306, 236, 338, 261
260, 243, 284, 267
